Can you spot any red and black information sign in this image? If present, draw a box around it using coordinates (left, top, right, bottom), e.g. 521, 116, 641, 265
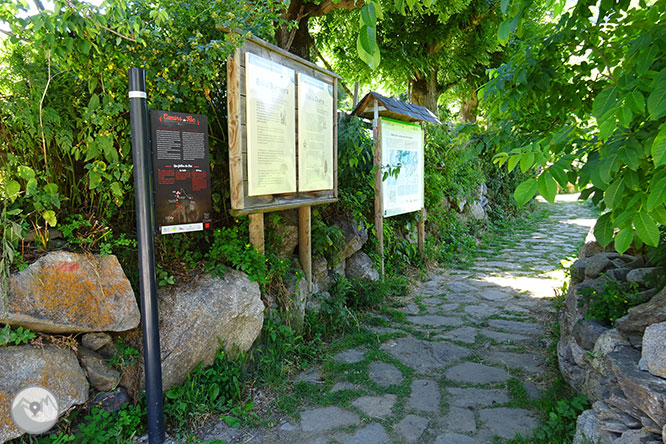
150, 110, 212, 234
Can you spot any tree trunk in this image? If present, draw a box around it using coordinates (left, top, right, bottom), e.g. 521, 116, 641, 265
459, 89, 479, 123
410, 70, 440, 117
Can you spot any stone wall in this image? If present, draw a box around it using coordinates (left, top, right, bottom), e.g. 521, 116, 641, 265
557, 242, 666, 444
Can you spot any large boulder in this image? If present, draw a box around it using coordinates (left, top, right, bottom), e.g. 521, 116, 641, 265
346, 251, 379, 282
0, 345, 88, 443
332, 217, 368, 262
6, 252, 140, 334
157, 271, 264, 391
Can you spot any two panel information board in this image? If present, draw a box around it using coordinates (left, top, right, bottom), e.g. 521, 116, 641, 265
150, 110, 213, 234
245, 52, 335, 197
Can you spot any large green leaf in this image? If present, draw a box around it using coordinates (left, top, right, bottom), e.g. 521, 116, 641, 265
360, 3, 376, 28
648, 70, 666, 120
537, 171, 557, 203
5, 180, 20, 202
593, 86, 618, 122
604, 178, 624, 209
356, 26, 380, 69
498, 10, 522, 44
614, 227, 634, 254
520, 152, 534, 173
626, 91, 645, 114
513, 178, 537, 207
507, 154, 520, 172
635, 45, 658, 75
594, 212, 614, 247
652, 125, 666, 167
550, 164, 568, 188
634, 211, 660, 246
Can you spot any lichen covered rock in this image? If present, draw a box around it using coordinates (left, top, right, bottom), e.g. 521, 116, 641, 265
7, 252, 140, 333
0, 345, 88, 443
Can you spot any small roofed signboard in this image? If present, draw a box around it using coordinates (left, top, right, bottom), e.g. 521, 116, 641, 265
150, 110, 212, 234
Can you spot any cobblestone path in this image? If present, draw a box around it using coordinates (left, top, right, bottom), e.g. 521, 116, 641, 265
201, 196, 598, 444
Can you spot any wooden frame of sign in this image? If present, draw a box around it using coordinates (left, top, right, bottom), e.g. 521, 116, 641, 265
227, 34, 340, 288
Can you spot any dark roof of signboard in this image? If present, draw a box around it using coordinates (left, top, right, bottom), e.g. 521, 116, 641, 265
351, 91, 441, 124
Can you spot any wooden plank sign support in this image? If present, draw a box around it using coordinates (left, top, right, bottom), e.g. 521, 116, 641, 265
298, 206, 312, 290
373, 101, 385, 277
249, 213, 265, 254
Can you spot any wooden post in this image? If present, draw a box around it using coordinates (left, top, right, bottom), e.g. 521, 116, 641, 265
249, 213, 265, 254
418, 207, 426, 257
298, 206, 312, 291
373, 101, 384, 277
227, 49, 243, 210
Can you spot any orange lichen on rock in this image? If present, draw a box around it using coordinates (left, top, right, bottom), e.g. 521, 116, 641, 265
7, 252, 140, 333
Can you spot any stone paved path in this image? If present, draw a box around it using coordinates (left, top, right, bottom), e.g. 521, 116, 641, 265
200, 196, 598, 444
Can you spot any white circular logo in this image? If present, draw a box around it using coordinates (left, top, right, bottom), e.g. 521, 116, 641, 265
11, 386, 59, 434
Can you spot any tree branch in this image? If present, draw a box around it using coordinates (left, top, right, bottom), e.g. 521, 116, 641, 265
312, 44, 355, 99
63, 0, 138, 43
308, 0, 364, 18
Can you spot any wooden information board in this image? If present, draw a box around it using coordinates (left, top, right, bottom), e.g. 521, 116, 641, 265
227, 35, 339, 216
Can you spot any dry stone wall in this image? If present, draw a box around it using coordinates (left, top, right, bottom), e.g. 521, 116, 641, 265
558, 242, 666, 444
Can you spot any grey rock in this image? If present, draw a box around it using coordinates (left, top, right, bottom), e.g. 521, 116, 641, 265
445, 407, 477, 434
484, 350, 546, 374
611, 429, 659, 444
441, 326, 478, 344
468, 201, 486, 220
312, 256, 330, 292
92, 388, 129, 413
300, 406, 360, 432
351, 394, 396, 418
627, 267, 660, 286
395, 415, 429, 443
447, 387, 510, 408
78, 346, 120, 392
339, 422, 389, 444
380, 337, 473, 373
579, 241, 608, 259
408, 379, 440, 412
81, 332, 113, 351
585, 254, 615, 279
481, 330, 532, 344
445, 362, 510, 384
607, 346, 666, 428
295, 367, 322, 384
266, 210, 299, 257
434, 432, 480, 444
487, 319, 544, 335
616, 286, 666, 334
369, 362, 403, 386
345, 251, 379, 282
642, 322, 666, 379
571, 259, 589, 284
447, 281, 477, 293
333, 348, 366, 364
464, 304, 500, 319
6, 252, 140, 333
480, 289, 513, 302
573, 409, 602, 444
0, 344, 88, 443
156, 271, 263, 391
573, 319, 608, 350
407, 315, 464, 327
478, 407, 538, 439
332, 217, 369, 262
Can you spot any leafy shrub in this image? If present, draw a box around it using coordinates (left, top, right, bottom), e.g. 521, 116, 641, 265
531, 396, 590, 444
579, 280, 643, 326
0, 325, 36, 346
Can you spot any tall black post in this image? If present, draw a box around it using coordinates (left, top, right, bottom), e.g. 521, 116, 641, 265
128, 68, 165, 444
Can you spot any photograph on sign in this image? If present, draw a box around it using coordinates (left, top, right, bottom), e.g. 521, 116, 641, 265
150, 110, 213, 234
245, 52, 296, 196
297, 73, 334, 192
381, 118, 424, 217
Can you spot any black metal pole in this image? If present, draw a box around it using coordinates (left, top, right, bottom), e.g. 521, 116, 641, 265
128, 68, 165, 444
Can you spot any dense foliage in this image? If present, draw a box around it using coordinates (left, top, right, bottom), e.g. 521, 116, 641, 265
484, 1, 666, 254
